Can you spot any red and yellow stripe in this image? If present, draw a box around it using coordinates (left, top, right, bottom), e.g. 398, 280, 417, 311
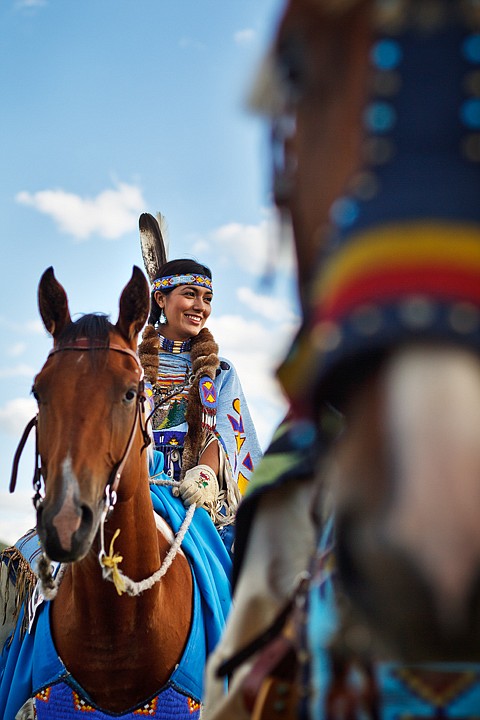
314, 222, 480, 322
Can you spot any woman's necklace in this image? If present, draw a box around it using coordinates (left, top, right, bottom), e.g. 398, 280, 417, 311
158, 334, 192, 354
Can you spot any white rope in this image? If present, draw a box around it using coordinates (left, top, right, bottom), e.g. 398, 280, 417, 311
39, 478, 195, 599
149, 474, 178, 487
98, 477, 196, 596
100, 503, 195, 596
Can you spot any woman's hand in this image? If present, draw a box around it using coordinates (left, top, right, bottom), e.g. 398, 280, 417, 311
177, 464, 219, 510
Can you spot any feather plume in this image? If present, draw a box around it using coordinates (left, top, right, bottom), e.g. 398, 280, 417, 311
139, 212, 169, 283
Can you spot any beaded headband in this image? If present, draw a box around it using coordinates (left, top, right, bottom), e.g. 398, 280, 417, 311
151, 274, 213, 293
278, 0, 480, 414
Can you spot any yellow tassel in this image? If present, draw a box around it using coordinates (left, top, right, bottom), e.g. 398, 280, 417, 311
101, 528, 126, 596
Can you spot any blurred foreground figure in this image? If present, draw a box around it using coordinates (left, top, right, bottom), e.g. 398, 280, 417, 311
204, 0, 480, 717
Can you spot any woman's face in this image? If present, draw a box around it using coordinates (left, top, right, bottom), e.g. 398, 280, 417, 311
155, 284, 213, 340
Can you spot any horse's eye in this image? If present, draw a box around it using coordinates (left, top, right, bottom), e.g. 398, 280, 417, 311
124, 389, 137, 403
31, 386, 40, 402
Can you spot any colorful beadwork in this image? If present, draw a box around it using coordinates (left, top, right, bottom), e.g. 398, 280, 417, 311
151, 275, 213, 293
199, 375, 218, 430
33, 680, 201, 719
158, 334, 192, 354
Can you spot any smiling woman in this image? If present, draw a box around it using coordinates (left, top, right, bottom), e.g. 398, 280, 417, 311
139, 254, 262, 557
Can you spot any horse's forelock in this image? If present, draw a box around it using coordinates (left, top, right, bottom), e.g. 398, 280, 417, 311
56, 314, 113, 365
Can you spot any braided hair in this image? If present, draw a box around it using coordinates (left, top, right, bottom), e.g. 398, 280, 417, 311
139, 258, 219, 479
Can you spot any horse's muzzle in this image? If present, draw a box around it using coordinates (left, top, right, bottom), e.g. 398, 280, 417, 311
37, 481, 96, 562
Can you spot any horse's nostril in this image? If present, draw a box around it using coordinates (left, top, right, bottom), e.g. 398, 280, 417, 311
35, 495, 99, 562
79, 504, 94, 534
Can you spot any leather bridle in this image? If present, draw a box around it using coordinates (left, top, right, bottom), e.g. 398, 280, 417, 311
9, 340, 151, 513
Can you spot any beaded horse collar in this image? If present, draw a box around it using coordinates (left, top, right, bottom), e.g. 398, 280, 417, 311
158, 334, 192, 354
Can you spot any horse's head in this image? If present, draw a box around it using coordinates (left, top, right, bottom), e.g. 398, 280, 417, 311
321, 343, 480, 663
33, 266, 150, 563
260, 0, 480, 661
250, 0, 371, 294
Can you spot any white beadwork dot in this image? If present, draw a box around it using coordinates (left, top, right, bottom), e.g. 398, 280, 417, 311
363, 137, 395, 165
312, 321, 342, 353
349, 171, 380, 201
399, 297, 435, 329
414, 1, 447, 31
461, 133, 480, 161
351, 304, 383, 336
371, 69, 402, 97
449, 302, 480, 334
464, 69, 480, 97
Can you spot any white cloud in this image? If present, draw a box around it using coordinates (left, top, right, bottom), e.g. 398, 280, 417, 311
0, 491, 36, 545
0, 363, 36, 379
15, 181, 146, 240
15, 0, 46, 8
234, 29, 255, 46
195, 210, 296, 278
179, 37, 206, 51
0, 317, 45, 336
0, 397, 37, 435
208, 313, 294, 449
24, 319, 45, 335
237, 285, 299, 324
6, 342, 27, 358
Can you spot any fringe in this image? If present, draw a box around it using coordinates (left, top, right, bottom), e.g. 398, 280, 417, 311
201, 433, 242, 528
1, 547, 38, 642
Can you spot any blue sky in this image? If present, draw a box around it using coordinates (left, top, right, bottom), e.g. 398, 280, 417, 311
0, 0, 300, 544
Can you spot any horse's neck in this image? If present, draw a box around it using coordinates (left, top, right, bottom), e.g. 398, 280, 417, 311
50, 464, 194, 712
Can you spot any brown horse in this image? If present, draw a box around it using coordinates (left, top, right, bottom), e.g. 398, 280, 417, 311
5, 266, 194, 716
205, 1, 480, 717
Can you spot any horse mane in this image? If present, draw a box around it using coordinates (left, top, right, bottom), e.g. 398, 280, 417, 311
56, 314, 114, 367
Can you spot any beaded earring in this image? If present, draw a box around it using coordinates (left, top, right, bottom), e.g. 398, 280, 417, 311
159, 309, 168, 325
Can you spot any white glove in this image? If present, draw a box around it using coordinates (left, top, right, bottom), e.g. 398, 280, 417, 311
177, 464, 219, 510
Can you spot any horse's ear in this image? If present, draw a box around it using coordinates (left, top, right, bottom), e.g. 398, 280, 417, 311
38, 267, 72, 339
116, 266, 150, 344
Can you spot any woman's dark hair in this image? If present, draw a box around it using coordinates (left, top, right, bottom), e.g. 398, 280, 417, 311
148, 258, 213, 326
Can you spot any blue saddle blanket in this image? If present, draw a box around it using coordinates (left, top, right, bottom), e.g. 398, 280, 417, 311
0, 481, 232, 720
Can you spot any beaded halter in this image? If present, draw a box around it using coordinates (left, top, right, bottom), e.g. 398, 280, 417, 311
279, 0, 480, 413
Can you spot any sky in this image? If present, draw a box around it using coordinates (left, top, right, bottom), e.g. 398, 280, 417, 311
0, 0, 301, 544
